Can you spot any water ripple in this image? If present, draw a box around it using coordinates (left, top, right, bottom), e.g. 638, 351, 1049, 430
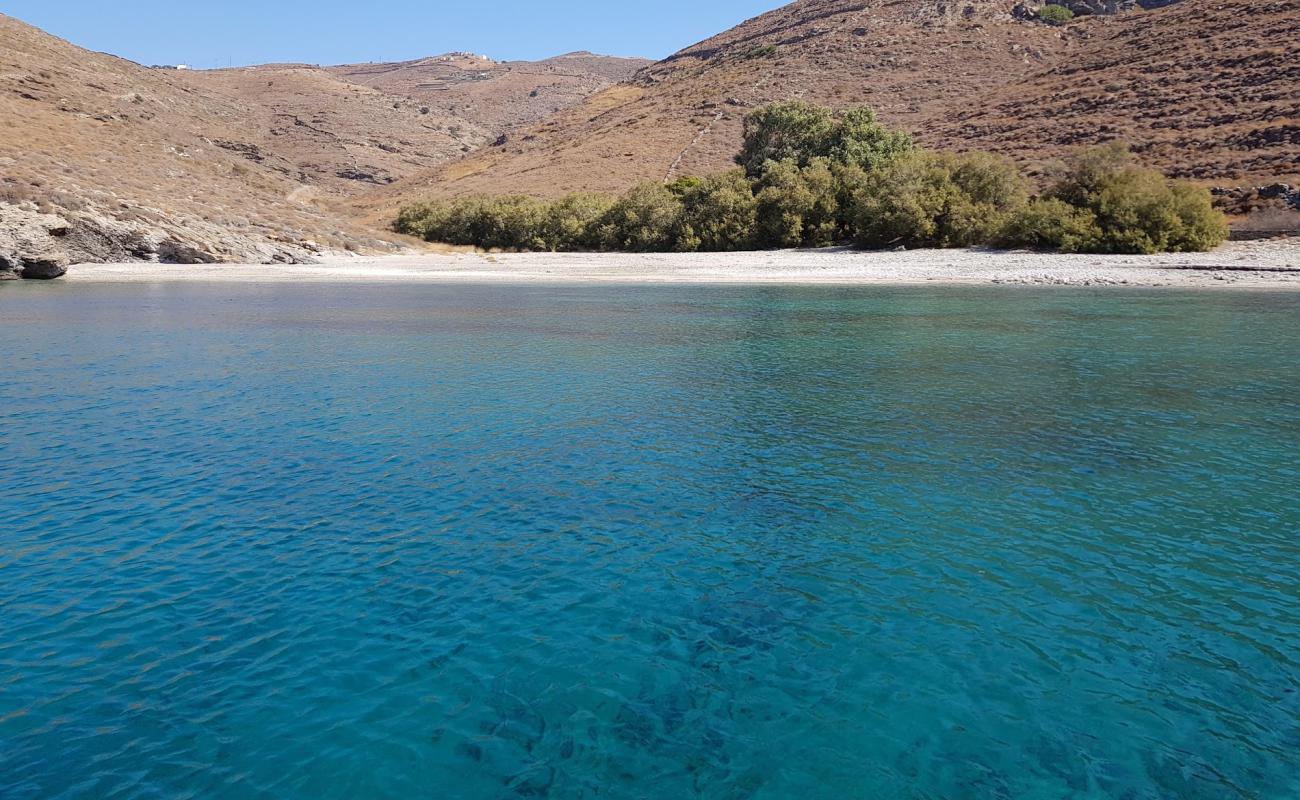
1, 284, 1298, 799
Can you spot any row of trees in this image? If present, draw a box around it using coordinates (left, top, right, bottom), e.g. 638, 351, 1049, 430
394, 102, 1228, 255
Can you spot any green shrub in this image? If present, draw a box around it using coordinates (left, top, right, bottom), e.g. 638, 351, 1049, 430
830, 161, 871, 235
393, 202, 438, 238
677, 170, 759, 251
1047, 142, 1133, 208
545, 192, 614, 251
852, 151, 1028, 249
1088, 170, 1229, 254
596, 182, 685, 252
1039, 4, 1075, 25
393, 197, 489, 246
737, 102, 914, 177
392, 195, 549, 250
998, 198, 1102, 252
473, 195, 550, 250
1045, 144, 1229, 253
828, 106, 915, 174
754, 158, 840, 248
737, 101, 839, 177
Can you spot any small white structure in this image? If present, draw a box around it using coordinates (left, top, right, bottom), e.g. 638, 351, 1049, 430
176, 64, 190, 71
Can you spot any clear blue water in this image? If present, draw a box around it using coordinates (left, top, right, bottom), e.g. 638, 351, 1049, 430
1, 282, 1298, 800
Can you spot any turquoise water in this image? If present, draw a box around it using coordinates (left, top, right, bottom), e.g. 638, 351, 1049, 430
1, 283, 1298, 799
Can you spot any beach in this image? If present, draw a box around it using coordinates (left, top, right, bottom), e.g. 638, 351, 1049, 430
60, 239, 1300, 288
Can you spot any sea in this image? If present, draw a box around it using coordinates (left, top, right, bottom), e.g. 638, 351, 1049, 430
2, 281, 1298, 799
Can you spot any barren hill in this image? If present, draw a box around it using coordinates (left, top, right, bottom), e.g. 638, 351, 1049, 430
371, 0, 1299, 212
935, 0, 1300, 182
0, 13, 398, 264
0, 14, 644, 265
175, 65, 490, 191
365, 0, 1087, 204
328, 51, 651, 136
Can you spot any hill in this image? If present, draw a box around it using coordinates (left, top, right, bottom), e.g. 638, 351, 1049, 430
328, 51, 651, 136
0, 15, 643, 267
935, 0, 1300, 182
370, 0, 1299, 213
0, 13, 447, 264
175, 65, 490, 191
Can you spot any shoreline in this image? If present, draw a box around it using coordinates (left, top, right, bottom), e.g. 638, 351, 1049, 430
60, 240, 1300, 289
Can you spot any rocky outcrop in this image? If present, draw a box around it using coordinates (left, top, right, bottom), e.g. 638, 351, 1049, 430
1017, 0, 1182, 16
0, 204, 70, 281
18, 255, 69, 279
156, 240, 220, 265
0, 200, 342, 281
1212, 184, 1300, 215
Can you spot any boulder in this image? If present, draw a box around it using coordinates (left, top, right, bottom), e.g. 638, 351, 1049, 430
19, 255, 69, 279
157, 239, 219, 264
0, 253, 18, 280
1031, 0, 1166, 14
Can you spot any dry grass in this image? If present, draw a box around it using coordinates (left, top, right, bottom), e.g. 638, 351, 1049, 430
1237, 207, 1300, 233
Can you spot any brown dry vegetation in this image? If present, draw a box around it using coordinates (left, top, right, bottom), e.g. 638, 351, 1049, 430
936, 0, 1300, 183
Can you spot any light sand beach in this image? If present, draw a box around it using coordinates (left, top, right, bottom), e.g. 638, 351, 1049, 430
63, 239, 1300, 289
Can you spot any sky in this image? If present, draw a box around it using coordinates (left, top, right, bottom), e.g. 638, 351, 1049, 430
4, 0, 785, 68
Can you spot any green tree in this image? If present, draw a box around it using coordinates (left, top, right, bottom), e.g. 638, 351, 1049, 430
545, 193, 614, 251
677, 170, 759, 252
737, 101, 838, 176
738, 102, 913, 177
596, 183, 685, 252
828, 106, 914, 173
852, 151, 1028, 249
754, 158, 841, 248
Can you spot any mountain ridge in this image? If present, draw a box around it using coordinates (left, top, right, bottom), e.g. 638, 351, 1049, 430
0, 12, 644, 265
364, 0, 1299, 217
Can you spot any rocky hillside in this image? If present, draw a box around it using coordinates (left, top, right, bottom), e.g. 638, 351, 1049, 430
0, 14, 642, 270
328, 51, 651, 137
173, 66, 490, 193
370, 0, 1299, 211
0, 13, 436, 267
936, 0, 1300, 181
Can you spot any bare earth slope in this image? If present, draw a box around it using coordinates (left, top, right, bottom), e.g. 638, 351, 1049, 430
175, 65, 490, 191
329, 52, 651, 137
936, 0, 1300, 183
371, 0, 1299, 212
0, 14, 412, 263
0, 16, 644, 265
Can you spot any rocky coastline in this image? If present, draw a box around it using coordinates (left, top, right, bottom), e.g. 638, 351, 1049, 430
0, 201, 344, 282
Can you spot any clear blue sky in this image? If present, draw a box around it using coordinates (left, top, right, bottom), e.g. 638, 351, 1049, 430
5, 0, 784, 68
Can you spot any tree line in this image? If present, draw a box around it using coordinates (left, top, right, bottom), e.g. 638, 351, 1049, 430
394, 101, 1228, 255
